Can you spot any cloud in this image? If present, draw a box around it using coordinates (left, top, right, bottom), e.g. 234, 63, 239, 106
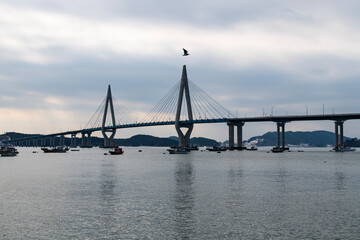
2, 1, 360, 73
1, 1, 360, 140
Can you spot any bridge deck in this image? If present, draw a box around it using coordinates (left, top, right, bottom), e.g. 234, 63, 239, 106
3, 113, 360, 143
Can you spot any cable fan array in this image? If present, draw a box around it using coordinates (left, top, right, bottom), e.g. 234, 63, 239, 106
84, 96, 138, 129
142, 79, 234, 123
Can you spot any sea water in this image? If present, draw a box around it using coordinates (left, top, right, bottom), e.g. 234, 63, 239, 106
1, 147, 360, 239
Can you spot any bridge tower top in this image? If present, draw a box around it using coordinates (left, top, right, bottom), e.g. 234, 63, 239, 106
101, 85, 117, 147
175, 65, 194, 147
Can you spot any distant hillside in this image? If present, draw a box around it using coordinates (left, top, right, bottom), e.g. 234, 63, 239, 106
190, 137, 220, 147
115, 135, 177, 147
170, 136, 220, 147
0, 132, 219, 147
245, 130, 350, 147
345, 138, 360, 147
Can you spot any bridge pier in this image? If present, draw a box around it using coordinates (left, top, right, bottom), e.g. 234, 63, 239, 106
228, 122, 245, 150
70, 133, 77, 147
228, 123, 235, 150
334, 120, 345, 149
274, 122, 287, 151
81, 132, 92, 148
236, 122, 245, 150
60, 135, 65, 146
87, 133, 92, 147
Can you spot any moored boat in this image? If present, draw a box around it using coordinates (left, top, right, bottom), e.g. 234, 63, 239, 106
330, 147, 356, 152
206, 146, 227, 152
186, 145, 199, 151
109, 146, 124, 155
41, 146, 69, 153
0, 146, 19, 157
247, 146, 258, 151
271, 147, 284, 153
167, 148, 188, 154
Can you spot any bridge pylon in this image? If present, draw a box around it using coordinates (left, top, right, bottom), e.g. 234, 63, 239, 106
175, 65, 194, 148
101, 85, 117, 148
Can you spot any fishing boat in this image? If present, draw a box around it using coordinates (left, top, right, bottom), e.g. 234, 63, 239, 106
41, 146, 69, 153
271, 147, 284, 153
109, 146, 124, 155
330, 147, 356, 152
0, 146, 19, 157
186, 145, 199, 151
206, 146, 227, 152
167, 148, 188, 154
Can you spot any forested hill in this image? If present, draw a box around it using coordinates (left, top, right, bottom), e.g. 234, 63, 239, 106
0, 132, 219, 147
244, 130, 351, 147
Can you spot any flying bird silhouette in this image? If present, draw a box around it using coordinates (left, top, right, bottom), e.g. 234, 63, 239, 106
182, 48, 189, 56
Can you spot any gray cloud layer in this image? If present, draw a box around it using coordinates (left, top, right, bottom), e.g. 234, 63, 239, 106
1, 0, 360, 140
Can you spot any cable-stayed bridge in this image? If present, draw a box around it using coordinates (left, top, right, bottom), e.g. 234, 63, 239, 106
4, 65, 360, 151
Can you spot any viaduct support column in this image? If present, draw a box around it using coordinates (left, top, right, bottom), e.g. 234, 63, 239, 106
236, 122, 244, 150
81, 133, 86, 148
228, 123, 235, 150
281, 122, 286, 150
71, 133, 77, 147
334, 121, 339, 149
275, 122, 286, 150
60, 135, 65, 146
334, 120, 345, 149
276, 122, 281, 149
339, 121, 344, 148
87, 132, 92, 148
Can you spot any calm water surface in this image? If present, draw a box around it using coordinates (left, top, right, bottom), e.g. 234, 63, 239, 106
1, 147, 360, 239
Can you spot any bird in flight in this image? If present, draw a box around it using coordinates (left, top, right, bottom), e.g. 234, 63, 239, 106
182, 48, 189, 56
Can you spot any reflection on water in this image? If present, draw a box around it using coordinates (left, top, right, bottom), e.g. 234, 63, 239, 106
334, 171, 346, 191
1, 148, 360, 239
173, 156, 195, 239
99, 160, 117, 237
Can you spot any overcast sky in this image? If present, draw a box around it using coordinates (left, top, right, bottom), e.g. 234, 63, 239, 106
1, 0, 360, 141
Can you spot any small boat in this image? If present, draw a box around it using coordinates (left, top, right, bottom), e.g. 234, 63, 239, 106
186, 145, 199, 151
41, 146, 69, 153
247, 146, 258, 151
0, 146, 19, 157
206, 146, 227, 152
330, 147, 356, 152
271, 147, 284, 153
71, 149, 80, 151
109, 146, 124, 155
167, 148, 188, 154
